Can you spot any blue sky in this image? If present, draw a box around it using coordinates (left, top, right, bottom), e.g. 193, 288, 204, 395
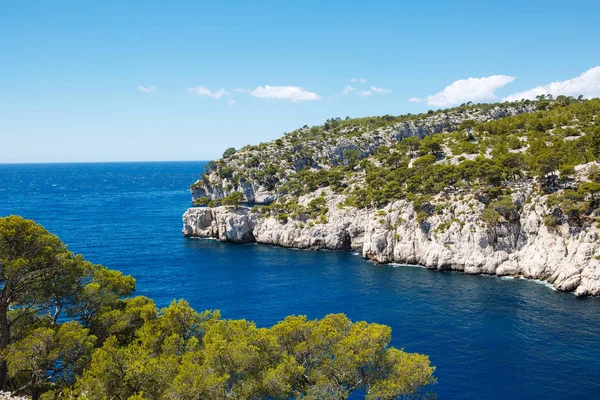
1, 0, 599, 163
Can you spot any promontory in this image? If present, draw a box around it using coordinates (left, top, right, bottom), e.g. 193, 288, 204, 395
183, 97, 600, 296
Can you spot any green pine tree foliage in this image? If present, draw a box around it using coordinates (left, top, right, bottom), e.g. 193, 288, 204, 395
0, 216, 435, 399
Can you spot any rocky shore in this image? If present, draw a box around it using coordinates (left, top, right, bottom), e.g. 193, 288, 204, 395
183, 187, 600, 297
184, 99, 600, 297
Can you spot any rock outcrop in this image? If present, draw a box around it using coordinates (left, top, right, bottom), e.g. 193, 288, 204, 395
191, 104, 537, 204
184, 99, 600, 296
183, 189, 600, 297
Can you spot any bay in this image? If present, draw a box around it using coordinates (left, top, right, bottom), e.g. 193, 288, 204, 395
0, 161, 599, 399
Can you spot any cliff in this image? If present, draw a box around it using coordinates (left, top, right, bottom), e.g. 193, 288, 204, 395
183, 180, 600, 296
184, 98, 600, 296
191, 103, 536, 204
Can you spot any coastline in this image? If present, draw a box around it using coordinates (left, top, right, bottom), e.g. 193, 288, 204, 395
186, 234, 570, 293
182, 187, 600, 297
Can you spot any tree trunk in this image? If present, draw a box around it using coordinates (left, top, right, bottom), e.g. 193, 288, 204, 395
0, 301, 10, 390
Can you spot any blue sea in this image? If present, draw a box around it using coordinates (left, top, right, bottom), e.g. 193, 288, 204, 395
0, 161, 599, 399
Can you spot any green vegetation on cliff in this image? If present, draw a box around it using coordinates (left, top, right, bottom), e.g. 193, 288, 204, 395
341, 98, 600, 208
0, 216, 435, 399
194, 97, 600, 230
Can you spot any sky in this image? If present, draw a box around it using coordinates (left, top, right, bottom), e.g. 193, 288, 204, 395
1, 0, 600, 163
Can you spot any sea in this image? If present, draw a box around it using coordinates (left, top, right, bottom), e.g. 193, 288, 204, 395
0, 161, 598, 399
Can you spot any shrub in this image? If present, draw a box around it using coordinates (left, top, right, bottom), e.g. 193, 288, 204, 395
481, 207, 500, 225
559, 165, 576, 181
543, 214, 560, 230
416, 211, 428, 223
276, 212, 289, 223
193, 196, 210, 206
222, 147, 237, 158
307, 196, 328, 218
222, 192, 245, 206
190, 181, 204, 190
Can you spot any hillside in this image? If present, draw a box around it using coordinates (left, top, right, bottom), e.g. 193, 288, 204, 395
184, 97, 600, 296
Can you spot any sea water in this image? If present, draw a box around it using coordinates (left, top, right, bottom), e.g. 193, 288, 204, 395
1, 161, 599, 399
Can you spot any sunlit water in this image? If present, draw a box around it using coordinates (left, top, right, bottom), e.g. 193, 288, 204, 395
1, 162, 599, 399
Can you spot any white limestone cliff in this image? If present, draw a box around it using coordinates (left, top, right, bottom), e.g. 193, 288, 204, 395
183, 190, 600, 297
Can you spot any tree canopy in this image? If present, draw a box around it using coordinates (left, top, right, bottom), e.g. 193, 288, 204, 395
0, 216, 435, 399
0, 215, 135, 398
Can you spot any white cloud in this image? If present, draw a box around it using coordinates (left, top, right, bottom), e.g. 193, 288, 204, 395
409, 97, 424, 103
370, 85, 391, 93
350, 77, 367, 83
413, 75, 515, 107
234, 88, 251, 93
342, 85, 355, 95
503, 66, 600, 102
250, 85, 320, 102
188, 86, 229, 99
137, 86, 156, 93
227, 99, 236, 106
358, 90, 372, 96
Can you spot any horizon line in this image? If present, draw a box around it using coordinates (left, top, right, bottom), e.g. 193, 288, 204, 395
0, 160, 211, 166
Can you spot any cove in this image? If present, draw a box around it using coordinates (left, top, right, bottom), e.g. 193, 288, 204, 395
0, 161, 599, 399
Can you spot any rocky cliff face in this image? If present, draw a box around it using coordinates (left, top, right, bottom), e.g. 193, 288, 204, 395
183, 188, 600, 297
191, 104, 536, 204
184, 99, 600, 296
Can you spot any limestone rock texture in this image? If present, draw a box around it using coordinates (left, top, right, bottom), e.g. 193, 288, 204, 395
183, 189, 600, 297
190, 104, 536, 204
